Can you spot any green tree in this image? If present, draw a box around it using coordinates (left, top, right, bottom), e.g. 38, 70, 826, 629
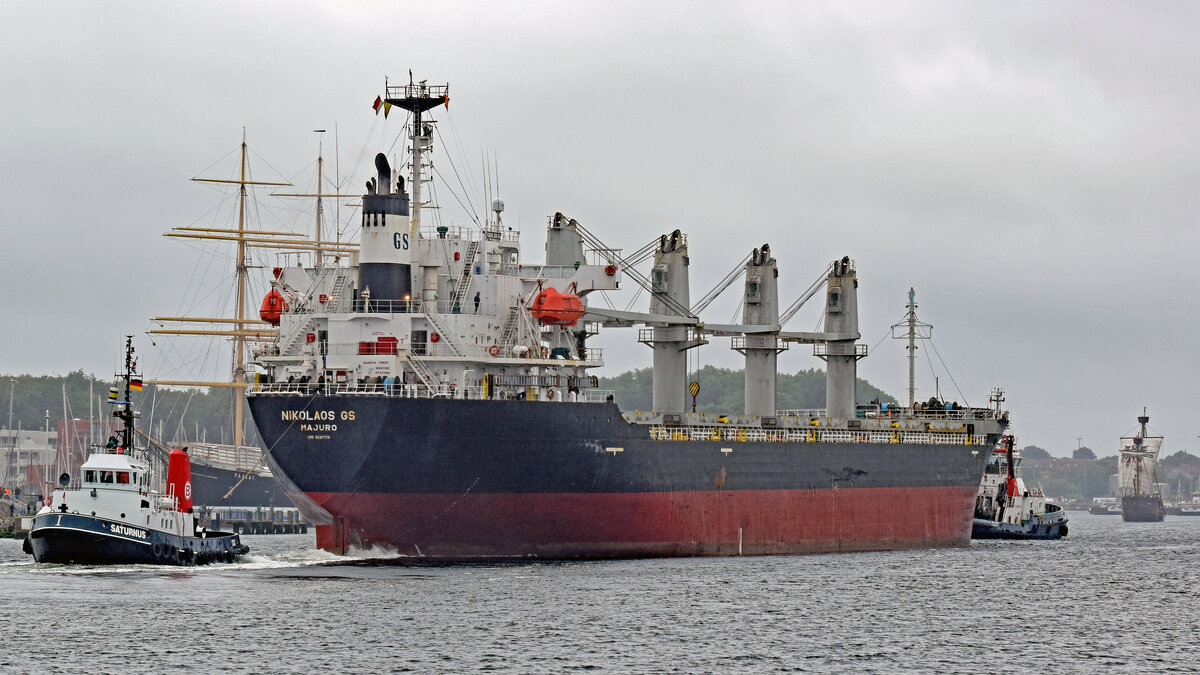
1021, 445, 1052, 460
1072, 446, 1096, 460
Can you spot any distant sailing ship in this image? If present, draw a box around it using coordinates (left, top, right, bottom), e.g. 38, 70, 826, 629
1118, 409, 1165, 522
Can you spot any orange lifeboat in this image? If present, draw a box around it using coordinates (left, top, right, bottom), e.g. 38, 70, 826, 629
259, 288, 285, 326
530, 287, 585, 326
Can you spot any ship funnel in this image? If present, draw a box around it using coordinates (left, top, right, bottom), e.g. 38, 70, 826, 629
375, 153, 392, 196
167, 448, 193, 513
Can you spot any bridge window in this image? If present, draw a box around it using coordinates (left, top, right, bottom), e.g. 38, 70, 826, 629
117, 472, 131, 484
84, 470, 97, 483
100, 471, 114, 484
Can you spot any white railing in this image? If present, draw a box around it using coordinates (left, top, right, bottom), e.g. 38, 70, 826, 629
188, 443, 272, 475
644, 425, 989, 446
250, 382, 501, 401
777, 405, 1001, 422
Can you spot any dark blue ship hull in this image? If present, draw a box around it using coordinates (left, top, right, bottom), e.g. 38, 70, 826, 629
189, 462, 292, 508
248, 395, 1002, 558
25, 512, 248, 565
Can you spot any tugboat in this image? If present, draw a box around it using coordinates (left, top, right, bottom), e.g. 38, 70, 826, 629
1119, 409, 1165, 522
972, 435, 1068, 539
22, 337, 250, 565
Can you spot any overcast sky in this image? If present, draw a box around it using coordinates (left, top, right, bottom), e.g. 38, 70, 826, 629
3, 2, 1199, 456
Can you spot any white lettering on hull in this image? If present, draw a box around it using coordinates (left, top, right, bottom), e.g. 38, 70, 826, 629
109, 523, 148, 539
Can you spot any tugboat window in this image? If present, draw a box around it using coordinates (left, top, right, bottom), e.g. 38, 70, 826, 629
100, 471, 114, 484
84, 470, 96, 483
117, 472, 131, 484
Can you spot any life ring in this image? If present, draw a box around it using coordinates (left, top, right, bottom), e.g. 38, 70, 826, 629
430, 332, 440, 343
547, 389, 555, 400
604, 264, 617, 276
488, 345, 500, 356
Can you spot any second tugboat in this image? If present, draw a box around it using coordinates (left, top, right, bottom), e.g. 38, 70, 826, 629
972, 435, 1068, 539
1119, 409, 1165, 522
23, 337, 250, 565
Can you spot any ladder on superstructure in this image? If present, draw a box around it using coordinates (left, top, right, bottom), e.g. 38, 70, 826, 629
497, 303, 543, 354
406, 355, 438, 391
423, 310, 465, 356
450, 239, 482, 314
325, 270, 351, 313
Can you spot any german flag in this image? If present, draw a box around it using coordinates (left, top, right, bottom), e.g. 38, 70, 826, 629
130, 377, 143, 391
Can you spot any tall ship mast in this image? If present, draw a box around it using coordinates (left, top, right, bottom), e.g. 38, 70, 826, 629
243, 74, 1009, 559
148, 133, 354, 506
1118, 409, 1165, 522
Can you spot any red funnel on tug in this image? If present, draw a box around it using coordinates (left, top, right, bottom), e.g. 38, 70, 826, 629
530, 287, 585, 326
167, 449, 193, 513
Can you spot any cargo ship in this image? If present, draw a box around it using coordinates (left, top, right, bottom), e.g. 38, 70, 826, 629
1119, 410, 1165, 522
245, 76, 1008, 558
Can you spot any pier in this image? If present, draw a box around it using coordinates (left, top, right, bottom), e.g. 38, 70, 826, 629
201, 506, 308, 535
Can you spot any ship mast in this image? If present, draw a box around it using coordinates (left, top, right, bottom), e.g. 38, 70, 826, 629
384, 76, 449, 238
152, 134, 319, 447
270, 131, 359, 269
1133, 408, 1150, 495
891, 287, 932, 408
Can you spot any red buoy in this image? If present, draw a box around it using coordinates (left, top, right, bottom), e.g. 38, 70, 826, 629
259, 288, 285, 325
530, 287, 585, 326
167, 449, 193, 513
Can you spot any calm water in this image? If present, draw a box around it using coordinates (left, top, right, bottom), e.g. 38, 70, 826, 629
1, 513, 1197, 674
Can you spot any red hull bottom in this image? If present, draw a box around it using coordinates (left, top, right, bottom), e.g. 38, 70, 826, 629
309, 486, 977, 559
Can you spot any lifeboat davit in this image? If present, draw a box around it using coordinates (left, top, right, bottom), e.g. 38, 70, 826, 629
259, 288, 285, 326
530, 287, 585, 326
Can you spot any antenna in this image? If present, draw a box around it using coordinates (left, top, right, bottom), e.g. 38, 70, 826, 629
890, 287, 932, 408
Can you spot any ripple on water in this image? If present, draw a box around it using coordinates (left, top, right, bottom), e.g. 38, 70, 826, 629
0, 516, 1197, 673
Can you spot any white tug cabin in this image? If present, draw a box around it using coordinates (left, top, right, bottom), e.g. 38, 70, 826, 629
46, 451, 195, 538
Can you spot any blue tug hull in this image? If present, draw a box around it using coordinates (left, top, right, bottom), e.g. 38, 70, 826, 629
25, 512, 248, 566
